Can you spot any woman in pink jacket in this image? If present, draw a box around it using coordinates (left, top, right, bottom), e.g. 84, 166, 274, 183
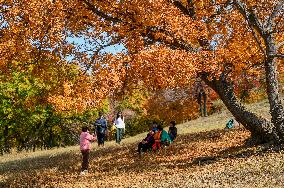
80, 126, 96, 175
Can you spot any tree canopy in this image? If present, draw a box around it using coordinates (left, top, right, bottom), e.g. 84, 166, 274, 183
0, 0, 283, 143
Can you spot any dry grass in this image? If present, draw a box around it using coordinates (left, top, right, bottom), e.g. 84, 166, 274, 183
2, 97, 284, 188
0, 96, 274, 164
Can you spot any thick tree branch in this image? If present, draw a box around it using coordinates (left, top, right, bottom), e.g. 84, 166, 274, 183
266, 1, 284, 30
233, 0, 264, 35
170, 0, 196, 19
200, 72, 279, 144
233, 0, 267, 56
186, 0, 196, 18
82, 0, 197, 53
172, 1, 191, 16
144, 26, 197, 52
248, 26, 266, 56
272, 54, 284, 58
81, 0, 121, 23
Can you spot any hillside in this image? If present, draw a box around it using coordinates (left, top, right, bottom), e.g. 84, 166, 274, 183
2, 98, 284, 187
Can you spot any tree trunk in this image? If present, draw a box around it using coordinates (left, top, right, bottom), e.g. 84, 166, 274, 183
264, 35, 284, 139
233, 0, 284, 142
3, 124, 10, 153
201, 74, 280, 144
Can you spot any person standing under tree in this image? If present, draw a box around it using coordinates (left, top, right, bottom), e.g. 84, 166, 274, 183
94, 111, 108, 147
80, 126, 96, 175
196, 81, 208, 117
113, 111, 125, 144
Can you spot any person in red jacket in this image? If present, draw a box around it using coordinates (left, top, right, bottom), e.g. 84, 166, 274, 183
80, 126, 96, 175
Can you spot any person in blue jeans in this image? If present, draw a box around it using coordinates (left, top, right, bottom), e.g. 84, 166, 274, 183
113, 111, 125, 144
94, 112, 108, 147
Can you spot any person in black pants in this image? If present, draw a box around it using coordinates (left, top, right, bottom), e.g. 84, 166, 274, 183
196, 84, 208, 117
94, 112, 108, 147
168, 121, 177, 141
137, 130, 155, 154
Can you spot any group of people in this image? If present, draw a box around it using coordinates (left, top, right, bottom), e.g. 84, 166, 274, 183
79, 111, 126, 175
137, 121, 177, 154
79, 111, 178, 175
80, 111, 238, 174
91, 111, 126, 147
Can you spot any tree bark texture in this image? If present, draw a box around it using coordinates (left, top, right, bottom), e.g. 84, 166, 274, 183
201, 74, 280, 144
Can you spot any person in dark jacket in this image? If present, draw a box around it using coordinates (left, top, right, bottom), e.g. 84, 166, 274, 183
94, 111, 108, 147
137, 129, 155, 154
168, 121, 177, 141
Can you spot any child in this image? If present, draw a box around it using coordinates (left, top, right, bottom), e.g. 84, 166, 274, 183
152, 127, 162, 151
153, 125, 172, 151
80, 126, 96, 175
168, 121, 177, 141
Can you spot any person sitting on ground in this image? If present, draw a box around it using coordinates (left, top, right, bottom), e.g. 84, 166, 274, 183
153, 125, 172, 151
152, 126, 162, 151
137, 129, 155, 154
160, 125, 172, 146
168, 121, 177, 141
80, 126, 96, 175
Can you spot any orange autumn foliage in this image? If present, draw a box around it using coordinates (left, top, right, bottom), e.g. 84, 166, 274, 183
0, 0, 283, 114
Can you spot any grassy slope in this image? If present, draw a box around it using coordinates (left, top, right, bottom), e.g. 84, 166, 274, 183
2, 97, 284, 187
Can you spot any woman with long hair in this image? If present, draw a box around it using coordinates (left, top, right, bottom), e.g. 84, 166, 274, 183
113, 111, 125, 144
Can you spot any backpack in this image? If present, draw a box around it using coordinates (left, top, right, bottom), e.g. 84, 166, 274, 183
226, 119, 234, 129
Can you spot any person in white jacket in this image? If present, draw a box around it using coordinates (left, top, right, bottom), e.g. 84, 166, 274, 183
113, 111, 125, 144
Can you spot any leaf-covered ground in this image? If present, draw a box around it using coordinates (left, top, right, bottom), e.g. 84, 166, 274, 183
2, 127, 284, 188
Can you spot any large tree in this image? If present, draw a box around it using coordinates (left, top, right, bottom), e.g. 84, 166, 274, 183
0, 0, 283, 143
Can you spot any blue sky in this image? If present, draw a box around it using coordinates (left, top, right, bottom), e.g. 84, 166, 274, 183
66, 34, 126, 61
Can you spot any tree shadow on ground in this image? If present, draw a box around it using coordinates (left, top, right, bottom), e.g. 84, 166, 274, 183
88, 128, 283, 174
2, 128, 282, 187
